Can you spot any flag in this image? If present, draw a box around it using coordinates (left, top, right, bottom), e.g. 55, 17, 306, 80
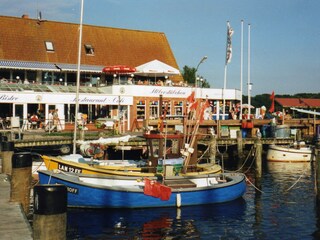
199, 99, 210, 123
269, 91, 275, 113
226, 21, 234, 64
188, 101, 198, 113
187, 91, 195, 103
187, 91, 197, 113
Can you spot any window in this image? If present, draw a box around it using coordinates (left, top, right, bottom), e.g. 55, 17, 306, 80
45, 41, 54, 51
84, 44, 94, 55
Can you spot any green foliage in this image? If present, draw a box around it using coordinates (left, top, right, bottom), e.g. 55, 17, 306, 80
181, 65, 210, 88
181, 65, 196, 84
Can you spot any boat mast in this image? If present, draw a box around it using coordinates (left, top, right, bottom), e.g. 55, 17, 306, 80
73, 0, 84, 154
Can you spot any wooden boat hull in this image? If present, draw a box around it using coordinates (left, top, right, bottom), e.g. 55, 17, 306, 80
266, 144, 314, 162
38, 170, 246, 208
41, 155, 222, 177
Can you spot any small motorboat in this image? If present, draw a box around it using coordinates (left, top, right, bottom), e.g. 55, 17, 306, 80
266, 141, 314, 162
37, 170, 247, 208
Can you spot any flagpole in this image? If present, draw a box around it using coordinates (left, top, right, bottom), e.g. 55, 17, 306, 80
222, 21, 233, 120
240, 20, 244, 119
247, 24, 251, 119
222, 21, 229, 120
73, 0, 84, 154
222, 64, 227, 120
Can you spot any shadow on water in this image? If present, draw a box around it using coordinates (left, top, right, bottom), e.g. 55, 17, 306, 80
66, 198, 247, 239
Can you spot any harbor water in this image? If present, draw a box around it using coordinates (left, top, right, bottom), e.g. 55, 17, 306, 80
65, 159, 320, 240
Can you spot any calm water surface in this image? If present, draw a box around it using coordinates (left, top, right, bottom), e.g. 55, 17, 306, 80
66, 160, 320, 240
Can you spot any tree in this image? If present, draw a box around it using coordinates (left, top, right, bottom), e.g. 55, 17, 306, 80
181, 65, 210, 88
181, 65, 196, 85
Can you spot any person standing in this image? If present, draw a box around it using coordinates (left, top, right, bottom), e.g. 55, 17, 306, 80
53, 109, 60, 132
47, 109, 54, 131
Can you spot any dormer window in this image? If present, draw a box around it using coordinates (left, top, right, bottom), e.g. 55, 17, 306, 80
45, 41, 54, 51
84, 44, 94, 55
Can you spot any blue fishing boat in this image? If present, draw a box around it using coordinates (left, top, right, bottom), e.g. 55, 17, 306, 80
38, 170, 246, 208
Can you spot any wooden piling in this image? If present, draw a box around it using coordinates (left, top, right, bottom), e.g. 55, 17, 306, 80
255, 138, 262, 178
315, 140, 320, 202
209, 134, 217, 164
1, 141, 15, 175
33, 184, 67, 240
296, 129, 302, 141
10, 153, 33, 215
236, 130, 245, 170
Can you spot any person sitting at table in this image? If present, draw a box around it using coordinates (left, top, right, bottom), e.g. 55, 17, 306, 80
30, 113, 39, 129
156, 79, 164, 86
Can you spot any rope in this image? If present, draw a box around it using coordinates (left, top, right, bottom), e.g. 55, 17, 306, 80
32, 161, 44, 174
284, 171, 307, 192
197, 144, 210, 162
245, 175, 265, 194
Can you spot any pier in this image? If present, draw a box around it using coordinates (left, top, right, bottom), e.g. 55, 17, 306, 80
0, 174, 32, 239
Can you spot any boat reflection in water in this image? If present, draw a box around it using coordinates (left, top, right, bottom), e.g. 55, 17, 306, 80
267, 161, 312, 175
67, 198, 246, 239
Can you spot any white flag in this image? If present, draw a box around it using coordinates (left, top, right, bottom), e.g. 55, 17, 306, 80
226, 22, 234, 64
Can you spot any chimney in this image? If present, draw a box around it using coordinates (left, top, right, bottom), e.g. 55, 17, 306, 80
22, 14, 29, 19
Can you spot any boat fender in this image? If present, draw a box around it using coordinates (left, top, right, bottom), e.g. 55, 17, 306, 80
176, 193, 181, 208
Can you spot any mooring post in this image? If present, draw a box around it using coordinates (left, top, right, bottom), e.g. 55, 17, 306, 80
79, 128, 85, 140
10, 152, 33, 215
209, 133, 217, 164
33, 185, 67, 240
236, 130, 243, 162
296, 129, 302, 141
315, 140, 320, 202
255, 138, 262, 178
1, 141, 15, 175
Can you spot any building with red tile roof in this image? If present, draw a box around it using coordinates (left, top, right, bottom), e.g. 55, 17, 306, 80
275, 98, 320, 109
0, 15, 241, 131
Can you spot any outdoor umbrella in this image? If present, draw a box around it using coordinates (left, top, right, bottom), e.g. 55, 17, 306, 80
135, 59, 180, 83
241, 103, 255, 109
102, 65, 136, 74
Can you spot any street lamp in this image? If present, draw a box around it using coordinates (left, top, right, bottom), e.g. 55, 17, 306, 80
195, 56, 207, 88
196, 76, 205, 88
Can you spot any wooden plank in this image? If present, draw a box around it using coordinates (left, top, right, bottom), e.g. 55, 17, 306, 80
0, 174, 33, 239
164, 179, 197, 188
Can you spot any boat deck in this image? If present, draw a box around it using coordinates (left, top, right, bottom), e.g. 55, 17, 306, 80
164, 179, 197, 188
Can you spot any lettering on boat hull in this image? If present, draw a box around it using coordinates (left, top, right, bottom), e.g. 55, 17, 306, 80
58, 163, 82, 173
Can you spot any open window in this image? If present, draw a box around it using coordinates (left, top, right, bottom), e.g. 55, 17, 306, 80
84, 44, 94, 55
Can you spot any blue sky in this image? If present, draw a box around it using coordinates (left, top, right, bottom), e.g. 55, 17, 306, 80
1, 0, 320, 95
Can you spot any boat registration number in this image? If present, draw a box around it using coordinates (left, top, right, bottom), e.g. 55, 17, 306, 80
58, 163, 82, 173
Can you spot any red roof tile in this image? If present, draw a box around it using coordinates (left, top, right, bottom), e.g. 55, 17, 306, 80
0, 15, 182, 81
275, 98, 320, 108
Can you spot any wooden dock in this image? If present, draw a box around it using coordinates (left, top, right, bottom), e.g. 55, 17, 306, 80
0, 174, 33, 239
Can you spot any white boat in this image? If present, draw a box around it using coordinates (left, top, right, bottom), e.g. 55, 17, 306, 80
266, 141, 314, 162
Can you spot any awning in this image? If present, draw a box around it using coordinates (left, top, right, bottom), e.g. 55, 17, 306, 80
0, 60, 104, 73
135, 59, 180, 77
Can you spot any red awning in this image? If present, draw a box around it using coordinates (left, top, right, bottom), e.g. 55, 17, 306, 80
102, 65, 136, 74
